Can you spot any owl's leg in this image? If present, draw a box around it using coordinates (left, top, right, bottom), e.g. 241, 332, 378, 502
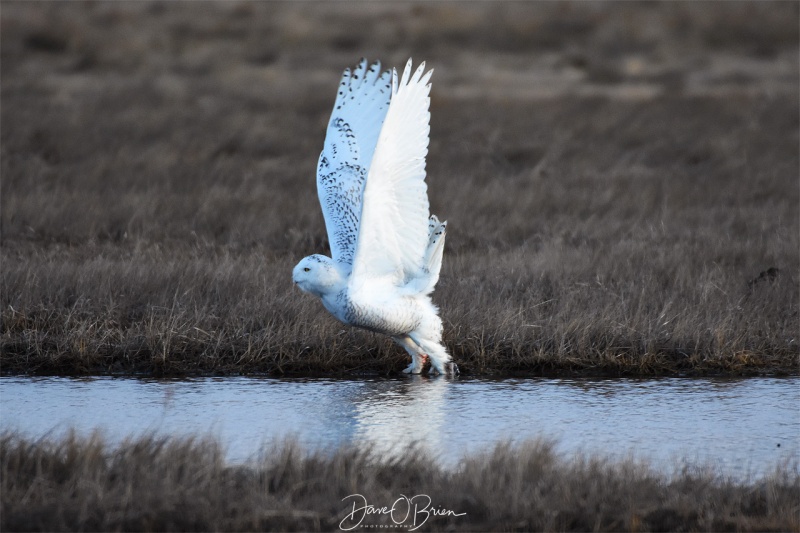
393, 335, 428, 374
409, 335, 458, 376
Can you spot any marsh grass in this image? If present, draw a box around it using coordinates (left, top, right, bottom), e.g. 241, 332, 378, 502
1, 2, 798, 376
2, 431, 798, 532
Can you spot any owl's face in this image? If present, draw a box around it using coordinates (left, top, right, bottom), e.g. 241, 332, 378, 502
292, 254, 342, 298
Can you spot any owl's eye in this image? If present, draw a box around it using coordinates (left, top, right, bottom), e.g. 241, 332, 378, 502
303, 267, 311, 272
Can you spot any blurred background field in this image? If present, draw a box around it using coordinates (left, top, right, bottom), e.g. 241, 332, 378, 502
1, 1, 798, 375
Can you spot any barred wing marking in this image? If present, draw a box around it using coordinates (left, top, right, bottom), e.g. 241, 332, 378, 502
317, 59, 392, 267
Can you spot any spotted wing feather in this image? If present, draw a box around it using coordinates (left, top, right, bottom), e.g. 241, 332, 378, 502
317, 59, 392, 268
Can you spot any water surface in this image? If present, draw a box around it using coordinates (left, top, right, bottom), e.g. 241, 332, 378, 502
2, 376, 797, 478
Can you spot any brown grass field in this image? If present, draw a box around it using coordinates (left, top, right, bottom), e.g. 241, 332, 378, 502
1, 2, 799, 376
2, 431, 798, 532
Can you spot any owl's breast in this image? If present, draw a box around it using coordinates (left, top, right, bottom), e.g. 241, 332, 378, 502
329, 290, 421, 337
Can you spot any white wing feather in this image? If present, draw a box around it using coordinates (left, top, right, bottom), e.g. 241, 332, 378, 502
317, 59, 392, 268
350, 59, 433, 286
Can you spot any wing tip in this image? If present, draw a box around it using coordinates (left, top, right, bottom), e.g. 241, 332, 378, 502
392, 58, 434, 93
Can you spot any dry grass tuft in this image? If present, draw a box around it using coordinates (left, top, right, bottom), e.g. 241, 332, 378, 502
1, 2, 798, 376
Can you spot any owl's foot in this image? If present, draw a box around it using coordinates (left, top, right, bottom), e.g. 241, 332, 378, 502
429, 360, 460, 376
402, 354, 429, 374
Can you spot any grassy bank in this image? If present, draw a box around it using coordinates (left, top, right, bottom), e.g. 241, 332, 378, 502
2, 2, 798, 376
2, 432, 798, 532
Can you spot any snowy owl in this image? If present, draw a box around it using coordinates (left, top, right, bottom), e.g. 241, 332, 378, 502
292, 58, 458, 376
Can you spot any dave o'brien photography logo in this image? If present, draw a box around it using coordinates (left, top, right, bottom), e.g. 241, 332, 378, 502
339, 493, 467, 531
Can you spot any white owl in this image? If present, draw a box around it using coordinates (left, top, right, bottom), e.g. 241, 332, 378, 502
292, 58, 457, 375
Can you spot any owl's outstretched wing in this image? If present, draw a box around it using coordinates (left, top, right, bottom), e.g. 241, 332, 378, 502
316, 59, 391, 269
350, 59, 433, 287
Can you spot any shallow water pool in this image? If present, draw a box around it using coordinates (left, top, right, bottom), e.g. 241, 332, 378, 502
2, 375, 797, 478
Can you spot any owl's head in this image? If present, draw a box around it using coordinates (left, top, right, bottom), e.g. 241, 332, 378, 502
292, 254, 345, 298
